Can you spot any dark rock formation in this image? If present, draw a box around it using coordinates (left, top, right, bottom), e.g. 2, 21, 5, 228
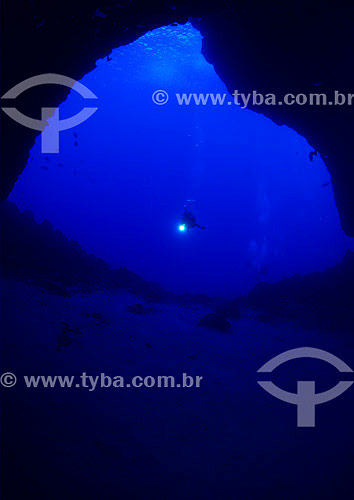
3, 200, 354, 333
198, 313, 231, 332
0, 200, 167, 302
0, 201, 219, 306
194, 4, 354, 234
56, 323, 82, 350
126, 303, 145, 314
0, 200, 109, 289
246, 250, 354, 332
215, 298, 241, 319
1, 2, 354, 233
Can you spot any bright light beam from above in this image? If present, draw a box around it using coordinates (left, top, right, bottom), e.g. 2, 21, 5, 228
179, 224, 186, 232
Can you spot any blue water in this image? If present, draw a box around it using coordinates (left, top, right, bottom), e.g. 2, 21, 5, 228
9, 23, 353, 296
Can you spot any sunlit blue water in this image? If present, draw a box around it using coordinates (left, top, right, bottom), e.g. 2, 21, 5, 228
10, 23, 353, 296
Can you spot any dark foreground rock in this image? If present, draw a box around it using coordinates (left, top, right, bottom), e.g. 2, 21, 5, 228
246, 250, 354, 332
0, 201, 220, 307
215, 299, 241, 319
198, 313, 231, 333
126, 303, 145, 315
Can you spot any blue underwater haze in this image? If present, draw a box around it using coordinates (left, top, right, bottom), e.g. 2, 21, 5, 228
4, 23, 354, 500
10, 23, 353, 297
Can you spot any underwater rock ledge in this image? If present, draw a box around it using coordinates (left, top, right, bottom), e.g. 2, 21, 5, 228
2, 200, 354, 333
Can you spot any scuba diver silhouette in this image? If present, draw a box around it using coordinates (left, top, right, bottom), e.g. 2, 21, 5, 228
179, 201, 205, 231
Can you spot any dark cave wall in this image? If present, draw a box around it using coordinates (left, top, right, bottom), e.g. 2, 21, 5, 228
1, 1, 354, 233
194, 5, 354, 235
0, 0, 193, 197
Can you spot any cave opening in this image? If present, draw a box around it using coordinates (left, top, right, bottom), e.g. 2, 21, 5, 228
8, 22, 353, 297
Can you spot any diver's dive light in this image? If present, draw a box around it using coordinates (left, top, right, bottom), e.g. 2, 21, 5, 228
179, 224, 186, 231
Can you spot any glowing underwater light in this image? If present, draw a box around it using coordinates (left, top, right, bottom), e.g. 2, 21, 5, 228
179, 224, 186, 231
